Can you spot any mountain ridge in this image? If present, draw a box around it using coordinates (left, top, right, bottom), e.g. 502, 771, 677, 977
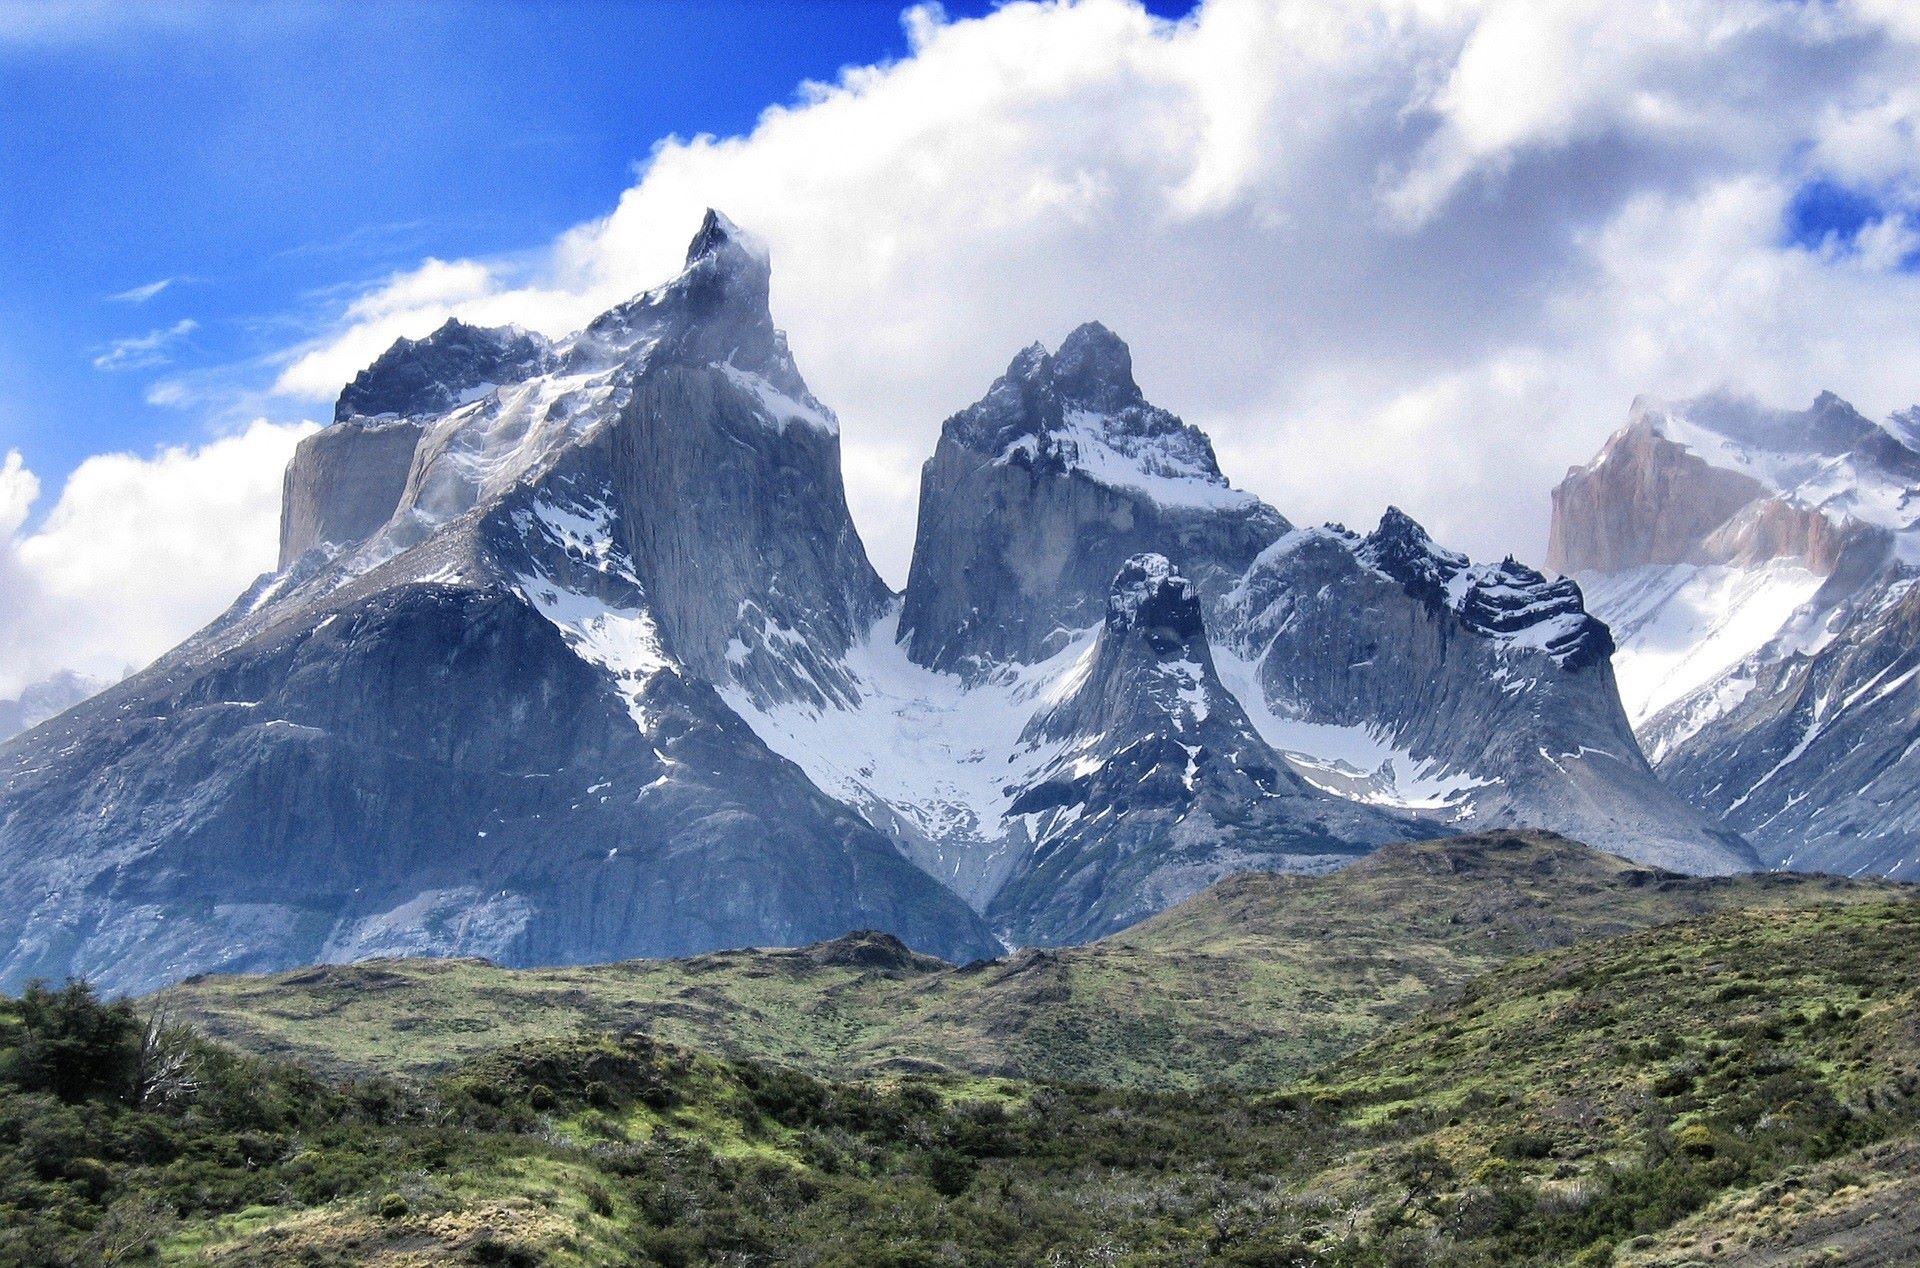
0, 211, 1752, 995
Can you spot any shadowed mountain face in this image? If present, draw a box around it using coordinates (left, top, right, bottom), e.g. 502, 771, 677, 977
1555, 391, 1920, 880
986, 554, 1422, 945
0, 212, 996, 995
0, 214, 1755, 995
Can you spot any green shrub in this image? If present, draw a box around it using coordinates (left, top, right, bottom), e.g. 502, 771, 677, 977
1674, 1123, 1717, 1158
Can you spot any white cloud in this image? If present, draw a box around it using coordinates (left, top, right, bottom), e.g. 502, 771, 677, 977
92, 318, 197, 371
0, 421, 317, 696
232, 0, 1920, 584
108, 277, 176, 304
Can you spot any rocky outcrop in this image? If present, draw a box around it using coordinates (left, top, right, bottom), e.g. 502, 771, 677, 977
900, 323, 1286, 674
335, 318, 550, 423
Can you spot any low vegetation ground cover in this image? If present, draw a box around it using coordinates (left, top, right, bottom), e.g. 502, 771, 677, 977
160, 833, 1890, 1088
2, 879, 1915, 1265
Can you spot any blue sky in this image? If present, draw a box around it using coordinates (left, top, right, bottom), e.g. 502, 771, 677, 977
0, 1, 1195, 492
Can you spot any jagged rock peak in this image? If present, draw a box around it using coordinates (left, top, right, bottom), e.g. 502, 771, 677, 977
942, 322, 1253, 511
684, 207, 768, 269
1050, 320, 1142, 413
1106, 553, 1204, 652
568, 209, 807, 400
1356, 507, 1468, 607
334, 318, 552, 423
1353, 507, 1611, 669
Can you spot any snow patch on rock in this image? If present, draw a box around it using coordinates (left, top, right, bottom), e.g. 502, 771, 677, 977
723, 604, 1099, 903
1212, 643, 1493, 813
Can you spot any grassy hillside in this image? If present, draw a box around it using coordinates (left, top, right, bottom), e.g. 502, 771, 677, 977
163, 831, 1885, 1087
4, 879, 1915, 1264
1294, 898, 1920, 1264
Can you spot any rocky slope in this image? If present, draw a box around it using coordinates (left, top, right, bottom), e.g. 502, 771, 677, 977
984, 554, 1421, 944
1554, 391, 1920, 879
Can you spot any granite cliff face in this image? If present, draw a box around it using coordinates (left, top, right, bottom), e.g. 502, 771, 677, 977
278, 417, 428, 567
900, 323, 1286, 675
0, 212, 995, 994
1554, 391, 1920, 880
0, 215, 1766, 994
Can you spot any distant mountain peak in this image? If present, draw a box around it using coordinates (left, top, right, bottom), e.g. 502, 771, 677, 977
1559, 385, 1920, 884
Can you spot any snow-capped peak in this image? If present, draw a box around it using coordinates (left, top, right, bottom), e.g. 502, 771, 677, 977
948, 323, 1263, 513
1356, 508, 1609, 668
684, 207, 769, 268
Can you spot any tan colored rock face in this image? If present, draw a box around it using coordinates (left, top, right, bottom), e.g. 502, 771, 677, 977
1695, 496, 1851, 572
1547, 419, 1770, 574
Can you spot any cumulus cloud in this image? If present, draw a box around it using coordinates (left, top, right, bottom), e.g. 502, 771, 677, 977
92, 318, 198, 371
241, 0, 1920, 581
0, 421, 316, 696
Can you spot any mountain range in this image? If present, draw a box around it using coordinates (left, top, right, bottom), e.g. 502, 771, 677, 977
0, 209, 1880, 996
1553, 390, 1920, 881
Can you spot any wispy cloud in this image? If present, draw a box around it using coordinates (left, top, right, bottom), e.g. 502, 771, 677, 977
91, 318, 197, 372
272, 218, 431, 263
108, 277, 176, 304
143, 380, 191, 408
